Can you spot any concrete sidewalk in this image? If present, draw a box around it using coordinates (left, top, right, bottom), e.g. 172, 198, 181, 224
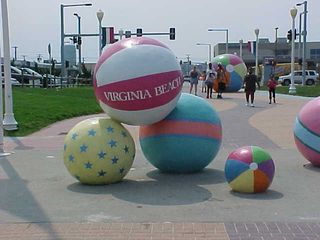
0, 84, 319, 240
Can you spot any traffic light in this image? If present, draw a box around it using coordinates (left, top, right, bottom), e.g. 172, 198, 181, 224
78, 36, 82, 45
169, 27, 175, 40
72, 36, 77, 44
137, 28, 143, 37
125, 30, 131, 38
287, 29, 292, 41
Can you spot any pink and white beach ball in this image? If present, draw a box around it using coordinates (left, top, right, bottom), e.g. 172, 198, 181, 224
93, 37, 183, 125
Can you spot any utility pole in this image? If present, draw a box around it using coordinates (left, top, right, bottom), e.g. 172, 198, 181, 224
12, 46, 17, 61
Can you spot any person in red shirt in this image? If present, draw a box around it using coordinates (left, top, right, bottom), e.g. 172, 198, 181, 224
267, 74, 277, 104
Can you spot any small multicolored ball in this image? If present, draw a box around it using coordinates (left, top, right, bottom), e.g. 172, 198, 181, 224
93, 37, 183, 125
225, 146, 275, 193
63, 117, 135, 185
294, 97, 320, 166
139, 93, 222, 173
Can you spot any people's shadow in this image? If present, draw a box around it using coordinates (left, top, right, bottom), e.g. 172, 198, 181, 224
68, 168, 226, 206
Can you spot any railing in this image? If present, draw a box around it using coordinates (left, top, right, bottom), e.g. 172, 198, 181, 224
15, 75, 93, 88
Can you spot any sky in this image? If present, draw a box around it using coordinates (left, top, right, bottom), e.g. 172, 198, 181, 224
3, 0, 320, 63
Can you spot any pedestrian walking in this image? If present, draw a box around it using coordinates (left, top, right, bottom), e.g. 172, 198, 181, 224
243, 67, 260, 107
267, 74, 277, 104
205, 71, 215, 99
189, 66, 199, 95
215, 64, 227, 99
200, 71, 207, 93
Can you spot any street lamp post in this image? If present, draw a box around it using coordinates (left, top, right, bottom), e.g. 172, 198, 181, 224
208, 28, 228, 54
60, 3, 92, 82
297, 1, 307, 86
289, 7, 297, 94
254, 28, 259, 77
74, 13, 82, 73
239, 39, 243, 59
96, 9, 104, 56
196, 43, 212, 63
1, 0, 18, 130
298, 13, 303, 60
274, 27, 278, 59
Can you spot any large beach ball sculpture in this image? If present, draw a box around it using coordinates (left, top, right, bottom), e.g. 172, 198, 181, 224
294, 97, 320, 166
63, 117, 135, 185
212, 54, 247, 92
93, 37, 183, 125
225, 146, 275, 193
139, 93, 222, 173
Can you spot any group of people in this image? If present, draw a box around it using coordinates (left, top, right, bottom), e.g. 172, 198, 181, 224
243, 67, 277, 107
188, 65, 278, 107
189, 63, 228, 99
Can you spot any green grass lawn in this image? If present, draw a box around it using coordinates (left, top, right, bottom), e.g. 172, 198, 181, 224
5, 87, 102, 137
260, 84, 320, 97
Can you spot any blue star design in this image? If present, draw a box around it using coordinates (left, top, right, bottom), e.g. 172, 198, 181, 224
121, 131, 127, 137
71, 133, 78, 140
84, 161, 93, 169
123, 145, 129, 153
64, 144, 67, 151
111, 156, 119, 164
119, 168, 125, 174
88, 129, 96, 136
68, 154, 74, 162
80, 144, 88, 153
97, 151, 106, 160
108, 139, 117, 148
106, 126, 114, 133
98, 170, 107, 177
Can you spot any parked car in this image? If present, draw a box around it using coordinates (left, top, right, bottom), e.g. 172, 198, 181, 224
278, 70, 319, 86
1, 65, 42, 84
2, 77, 21, 86
21, 67, 43, 79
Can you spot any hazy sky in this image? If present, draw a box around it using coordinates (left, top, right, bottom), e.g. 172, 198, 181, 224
4, 0, 320, 63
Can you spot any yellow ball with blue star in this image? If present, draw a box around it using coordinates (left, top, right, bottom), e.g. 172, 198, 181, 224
63, 117, 135, 185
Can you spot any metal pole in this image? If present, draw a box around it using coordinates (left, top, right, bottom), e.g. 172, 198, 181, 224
74, 14, 81, 73
1, 0, 18, 131
289, 7, 297, 94
0, 46, 10, 156
239, 39, 243, 59
301, 1, 307, 86
298, 13, 302, 60
60, 4, 65, 82
254, 29, 259, 77
209, 44, 212, 62
98, 20, 102, 56
275, 27, 278, 59
226, 30, 229, 54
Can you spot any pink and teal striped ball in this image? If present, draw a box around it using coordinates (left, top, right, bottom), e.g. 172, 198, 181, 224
139, 93, 222, 173
294, 97, 320, 166
93, 37, 183, 125
225, 146, 275, 193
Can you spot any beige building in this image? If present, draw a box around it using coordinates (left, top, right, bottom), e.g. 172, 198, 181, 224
213, 38, 320, 68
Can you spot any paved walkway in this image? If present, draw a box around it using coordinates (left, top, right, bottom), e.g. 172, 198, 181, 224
0, 84, 319, 239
